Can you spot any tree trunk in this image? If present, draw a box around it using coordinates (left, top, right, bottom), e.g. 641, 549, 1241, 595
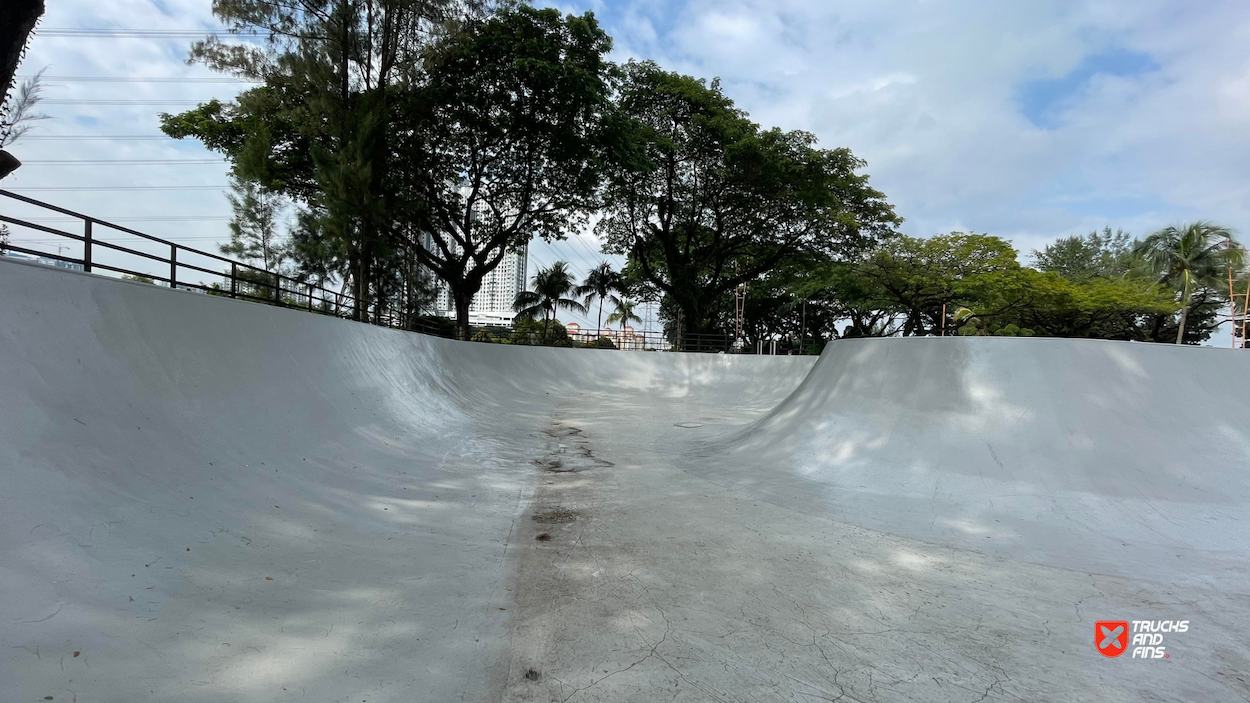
1175, 279, 1192, 344
541, 309, 551, 346
453, 289, 472, 341
355, 257, 370, 322
597, 299, 603, 334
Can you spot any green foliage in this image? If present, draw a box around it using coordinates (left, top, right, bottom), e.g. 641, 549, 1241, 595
576, 261, 624, 331
956, 269, 1176, 338
122, 274, 156, 284
1135, 222, 1243, 343
399, 5, 615, 339
163, 4, 614, 339
222, 175, 289, 271
512, 317, 570, 346
514, 261, 588, 345
160, 0, 459, 324
1032, 227, 1136, 280
598, 60, 901, 335
605, 299, 641, 329
1, 66, 49, 148
471, 325, 512, 343
839, 233, 1020, 337
795, 231, 1184, 343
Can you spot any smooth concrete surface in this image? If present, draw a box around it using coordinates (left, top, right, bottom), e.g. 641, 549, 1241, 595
3, 257, 1249, 702
694, 336, 1250, 588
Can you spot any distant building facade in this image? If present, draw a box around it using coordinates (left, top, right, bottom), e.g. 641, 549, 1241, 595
566, 322, 649, 350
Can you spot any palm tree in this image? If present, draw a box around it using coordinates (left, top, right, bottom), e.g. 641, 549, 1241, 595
605, 298, 642, 333
576, 261, 624, 333
1136, 222, 1244, 344
513, 261, 588, 345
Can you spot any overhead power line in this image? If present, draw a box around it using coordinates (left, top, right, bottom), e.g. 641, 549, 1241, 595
37, 28, 266, 38
19, 75, 258, 83
22, 135, 177, 141
22, 159, 225, 165
4, 185, 229, 191
16, 237, 227, 243
14, 216, 233, 223
41, 99, 206, 105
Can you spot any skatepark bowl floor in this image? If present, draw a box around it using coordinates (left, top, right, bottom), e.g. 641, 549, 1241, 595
3, 257, 1250, 702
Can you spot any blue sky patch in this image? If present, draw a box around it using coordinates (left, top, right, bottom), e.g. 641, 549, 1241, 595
1018, 49, 1159, 129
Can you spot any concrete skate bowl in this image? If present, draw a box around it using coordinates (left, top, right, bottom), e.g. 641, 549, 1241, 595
695, 336, 1250, 588
7, 257, 1250, 702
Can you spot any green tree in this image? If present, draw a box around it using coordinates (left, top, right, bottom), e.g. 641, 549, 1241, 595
598, 61, 900, 337
1135, 222, 1243, 344
957, 269, 1176, 339
222, 176, 289, 272
605, 298, 641, 332
161, 0, 460, 321
850, 233, 1021, 336
511, 317, 571, 346
1032, 227, 1135, 281
804, 231, 1177, 342
0, 67, 47, 148
513, 261, 588, 345
576, 261, 624, 331
398, 6, 615, 339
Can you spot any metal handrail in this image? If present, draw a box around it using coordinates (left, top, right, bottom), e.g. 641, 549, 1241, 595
0, 189, 449, 337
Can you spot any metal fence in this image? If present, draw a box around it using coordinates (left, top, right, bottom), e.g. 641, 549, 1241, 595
0, 189, 447, 336
0, 189, 806, 354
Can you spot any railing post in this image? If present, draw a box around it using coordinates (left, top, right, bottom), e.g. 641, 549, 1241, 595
307, 283, 313, 312
83, 220, 92, 272
231, 262, 237, 299
170, 245, 177, 289
273, 272, 281, 306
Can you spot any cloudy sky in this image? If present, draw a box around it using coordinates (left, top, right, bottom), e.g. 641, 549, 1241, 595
5, 0, 1249, 333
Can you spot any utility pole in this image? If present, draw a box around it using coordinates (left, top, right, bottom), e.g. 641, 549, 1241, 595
799, 297, 806, 355
734, 282, 747, 352
1230, 237, 1238, 349
1243, 278, 1249, 349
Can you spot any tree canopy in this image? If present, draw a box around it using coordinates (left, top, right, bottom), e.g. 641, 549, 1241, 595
766, 227, 1241, 346
1135, 222, 1243, 343
397, 5, 615, 339
163, 3, 614, 339
598, 61, 901, 336
513, 260, 587, 345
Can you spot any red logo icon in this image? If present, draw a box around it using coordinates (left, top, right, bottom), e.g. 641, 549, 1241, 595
1096, 621, 1129, 657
